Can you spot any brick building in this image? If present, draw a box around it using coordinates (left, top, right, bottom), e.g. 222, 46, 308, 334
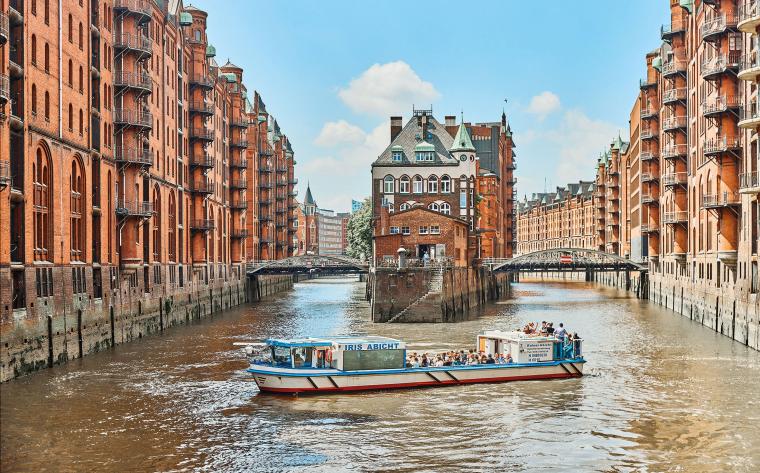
371, 108, 515, 266
0, 0, 298, 380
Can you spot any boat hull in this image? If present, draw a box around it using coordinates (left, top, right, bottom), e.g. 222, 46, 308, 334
248, 360, 584, 394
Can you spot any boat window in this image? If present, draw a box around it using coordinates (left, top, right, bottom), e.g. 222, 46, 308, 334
291, 347, 312, 368
272, 346, 291, 366
342, 349, 404, 371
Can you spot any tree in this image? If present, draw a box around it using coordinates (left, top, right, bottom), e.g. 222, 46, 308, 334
346, 197, 372, 261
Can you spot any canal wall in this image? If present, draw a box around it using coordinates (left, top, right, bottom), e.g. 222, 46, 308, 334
370, 267, 511, 323
0, 274, 293, 382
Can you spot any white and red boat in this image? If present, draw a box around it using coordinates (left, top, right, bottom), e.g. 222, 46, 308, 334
244, 331, 585, 394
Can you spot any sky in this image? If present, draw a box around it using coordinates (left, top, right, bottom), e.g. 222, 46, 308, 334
192, 0, 669, 212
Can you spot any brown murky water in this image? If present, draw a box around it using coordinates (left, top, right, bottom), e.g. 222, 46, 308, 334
2, 278, 759, 472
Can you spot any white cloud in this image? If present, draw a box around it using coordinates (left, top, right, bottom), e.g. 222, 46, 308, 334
313, 120, 366, 147
338, 61, 440, 117
526, 91, 561, 120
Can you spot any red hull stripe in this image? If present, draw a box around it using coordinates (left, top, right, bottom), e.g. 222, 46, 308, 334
257, 372, 580, 393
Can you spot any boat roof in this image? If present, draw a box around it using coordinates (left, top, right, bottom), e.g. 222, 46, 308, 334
480, 330, 556, 341
265, 335, 403, 348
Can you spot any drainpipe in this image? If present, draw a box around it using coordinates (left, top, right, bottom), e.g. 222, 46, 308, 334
58, 0, 63, 140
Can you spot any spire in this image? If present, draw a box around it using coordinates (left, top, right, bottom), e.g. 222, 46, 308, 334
449, 122, 475, 153
304, 182, 316, 207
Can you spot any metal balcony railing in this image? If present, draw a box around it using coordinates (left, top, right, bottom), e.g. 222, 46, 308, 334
661, 144, 688, 159
700, 14, 738, 41
739, 103, 760, 126
259, 145, 274, 156
113, 71, 152, 91
230, 159, 247, 168
640, 151, 658, 161
113, 32, 152, 55
192, 180, 214, 194
190, 154, 214, 168
702, 96, 741, 116
230, 179, 247, 189
113, 108, 153, 128
113, 0, 152, 17
662, 115, 687, 131
640, 107, 658, 119
259, 165, 273, 173
640, 77, 657, 89
703, 136, 741, 156
289, 177, 299, 185
641, 193, 657, 204
230, 119, 250, 128
0, 11, 8, 44
114, 146, 153, 166
230, 229, 248, 238
0, 74, 9, 104
739, 0, 760, 32
640, 127, 658, 140
701, 53, 741, 79
115, 199, 153, 217
703, 192, 741, 208
740, 171, 760, 190
662, 172, 688, 187
663, 211, 688, 224
190, 128, 214, 141
661, 19, 687, 40
230, 200, 248, 210
739, 50, 760, 78
641, 172, 658, 182
230, 139, 248, 148
0, 161, 10, 187
188, 101, 213, 114
189, 74, 214, 89
259, 182, 273, 189
662, 57, 687, 76
662, 87, 687, 104
190, 219, 215, 231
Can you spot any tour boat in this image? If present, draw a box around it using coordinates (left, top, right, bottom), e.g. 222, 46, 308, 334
243, 331, 585, 394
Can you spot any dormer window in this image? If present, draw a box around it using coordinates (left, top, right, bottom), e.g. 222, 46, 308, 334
415, 151, 434, 162
392, 151, 402, 162
391, 145, 404, 162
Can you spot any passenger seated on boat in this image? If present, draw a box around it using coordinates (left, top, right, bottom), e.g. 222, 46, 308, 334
486, 354, 496, 364
506, 353, 513, 363
546, 322, 555, 335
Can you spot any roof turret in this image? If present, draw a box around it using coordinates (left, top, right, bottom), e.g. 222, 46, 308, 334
449, 123, 476, 152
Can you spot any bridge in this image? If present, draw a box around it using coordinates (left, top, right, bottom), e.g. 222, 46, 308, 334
484, 248, 647, 273
246, 255, 369, 275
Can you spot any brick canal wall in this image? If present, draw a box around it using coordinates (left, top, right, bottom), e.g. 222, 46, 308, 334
370, 267, 511, 323
0, 274, 293, 382
520, 270, 760, 351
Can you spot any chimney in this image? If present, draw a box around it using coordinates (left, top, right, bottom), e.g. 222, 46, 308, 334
421, 113, 429, 141
445, 115, 457, 136
390, 116, 403, 141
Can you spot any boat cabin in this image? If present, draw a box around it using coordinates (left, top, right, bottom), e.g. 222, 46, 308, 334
263, 336, 407, 371
477, 330, 582, 363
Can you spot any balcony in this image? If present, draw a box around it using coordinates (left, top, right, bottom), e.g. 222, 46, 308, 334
640, 107, 658, 120
115, 199, 153, 217
661, 20, 687, 42
718, 250, 739, 265
230, 229, 248, 239
662, 57, 687, 77
640, 77, 657, 89
259, 165, 273, 173
640, 127, 659, 141
189, 74, 214, 90
230, 200, 248, 210
113, 71, 152, 92
662, 115, 687, 132
190, 127, 214, 142
230, 139, 249, 148
739, 104, 760, 128
740, 171, 760, 193
276, 194, 286, 201
662, 87, 687, 104
113, 32, 152, 56
663, 211, 688, 224
640, 151, 658, 162
703, 136, 741, 158
259, 182, 273, 189
189, 154, 214, 169
289, 189, 298, 197
738, 51, 760, 81
259, 198, 272, 205
192, 180, 214, 195
230, 158, 247, 168
700, 14, 738, 42
259, 146, 274, 157
738, 0, 760, 33
113, 0, 152, 20
230, 119, 250, 128
641, 172, 658, 183
288, 202, 298, 209
641, 193, 658, 204
702, 96, 741, 117
115, 146, 153, 166
0, 74, 9, 105
0, 161, 10, 188
259, 215, 272, 222
188, 101, 213, 116
701, 53, 740, 80
662, 172, 688, 187
289, 177, 299, 185
702, 192, 741, 209
190, 219, 215, 232
661, 144, 687, 160
0, 11, 8, 45
114, 108, 153, 129
230, 179, 248, 190
276, 166, 288, 173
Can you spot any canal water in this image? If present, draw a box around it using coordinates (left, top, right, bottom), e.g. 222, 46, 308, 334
2, 278, 760, 472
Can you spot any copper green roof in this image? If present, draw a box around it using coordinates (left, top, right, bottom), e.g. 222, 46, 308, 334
179, 12, 192, 25
414, 141, 435, 152
206, 45, 216, 58
391, 145, 404, 152
449, 123, 475, 152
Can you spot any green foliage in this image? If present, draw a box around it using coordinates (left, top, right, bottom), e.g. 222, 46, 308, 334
346, 198, 372, 261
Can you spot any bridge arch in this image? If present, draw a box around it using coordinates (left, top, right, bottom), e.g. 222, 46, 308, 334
246, 255, 368, 275
489, 248, 647, 273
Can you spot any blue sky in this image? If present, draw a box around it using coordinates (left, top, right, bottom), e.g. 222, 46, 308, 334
192, 0, 669, 212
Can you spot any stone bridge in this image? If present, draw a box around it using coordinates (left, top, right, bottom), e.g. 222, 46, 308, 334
484, 248, 648, 273
246, 255, 368, 275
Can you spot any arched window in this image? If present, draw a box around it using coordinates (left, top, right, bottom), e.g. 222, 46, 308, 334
67, 59, 73, 86
44, 0, 49, 24
428, 202, 440, 212
412, 175, 423, 194
400, 202, 410, 211
78, 22, 83, 49
33, 147, 52, 261
78, 109, 83, 135
168, 192, 176, 262
217, 211, 223, 263
399, 175, 410, 194
78, 66, 83, 92
440, 202, 451, 215
68, 14, 73, 42
440, 175, 451, 193
428, 175, 438, 193
44, 43, 50, 72
31, 35, 37, 64
70, 157, 84, 261
44, 92, 50, 119
153, 186, 161, 261
31, 84, 37, 114
383, 175, 394, 194
68, 104, 73, 131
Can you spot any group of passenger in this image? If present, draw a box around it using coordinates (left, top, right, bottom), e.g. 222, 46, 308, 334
523, 321, 580, 345
405, 349, 514, 368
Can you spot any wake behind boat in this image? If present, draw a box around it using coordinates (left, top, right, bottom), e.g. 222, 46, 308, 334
244, 330, 585, 394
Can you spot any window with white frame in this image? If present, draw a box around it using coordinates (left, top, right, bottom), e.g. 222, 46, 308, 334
399, 176, 410, 193
440, 175, 451, 193
428, 175, 438, 193
390, 226, 400, 234
428, 202, 439, 212
415, 152, 435, 161
383, 175, 394, 194
440, 202, 451, 215
401, 226, 410, 235
430, 225, 440, 234
419, 226, 428, 234
400, 202, 410, 211
387, 202, 394, 213
412, 175, 423, 194
392, 151, 403, 162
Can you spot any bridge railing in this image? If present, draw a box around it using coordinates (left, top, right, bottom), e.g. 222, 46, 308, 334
376, 257, 453, 269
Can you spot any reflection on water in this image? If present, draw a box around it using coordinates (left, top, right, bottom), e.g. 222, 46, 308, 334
2, 277, 760, 472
